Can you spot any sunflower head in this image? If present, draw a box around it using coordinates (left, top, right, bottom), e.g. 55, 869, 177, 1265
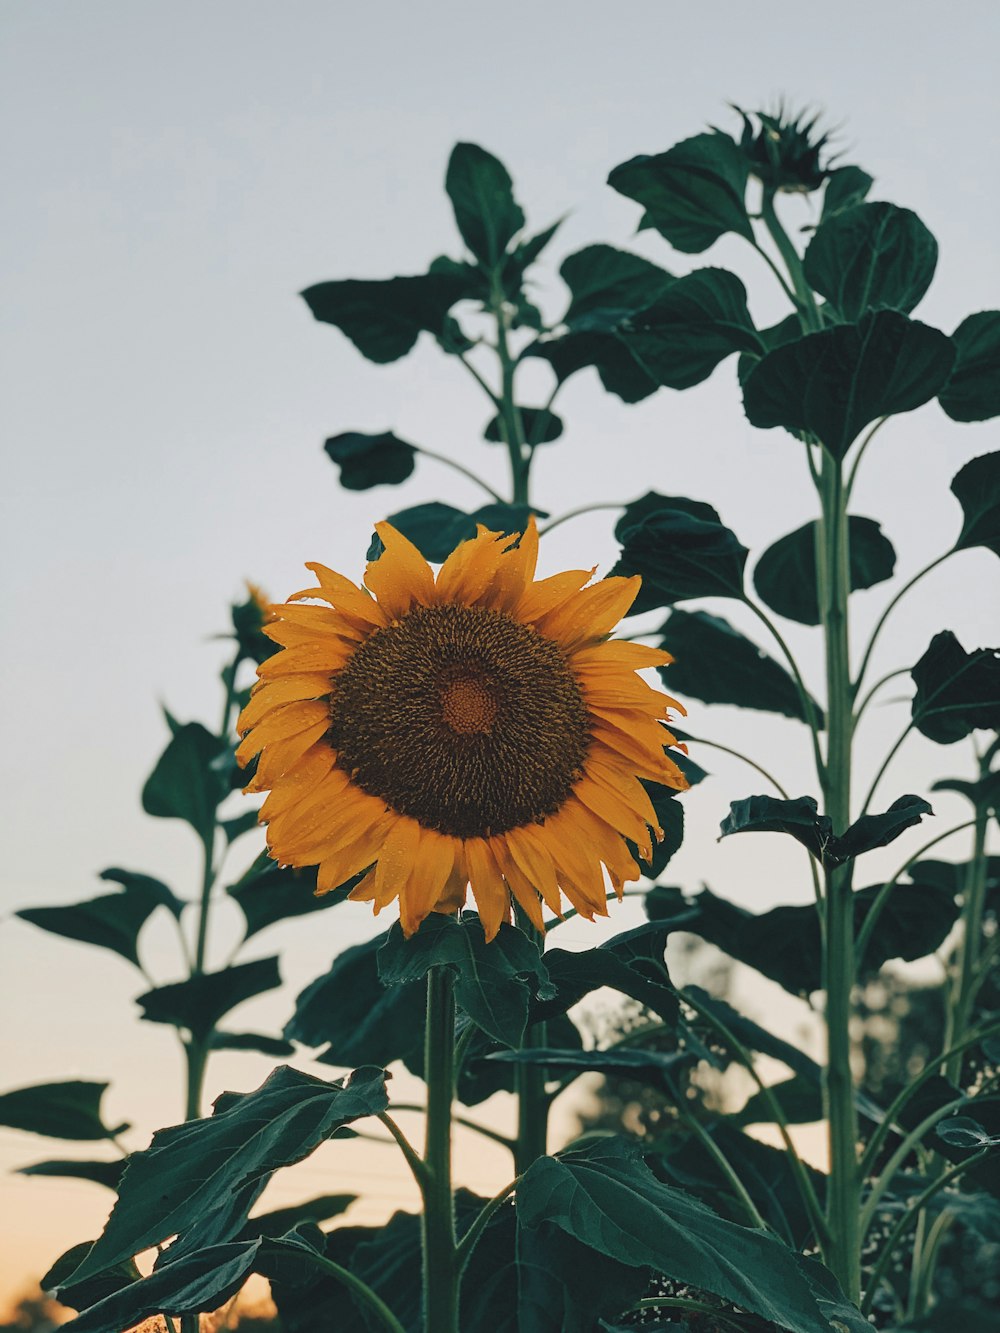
733, 103, 835, 194
236, 519, 688, 941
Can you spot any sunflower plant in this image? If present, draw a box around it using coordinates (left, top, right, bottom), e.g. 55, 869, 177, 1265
6, 107, 1000, 1333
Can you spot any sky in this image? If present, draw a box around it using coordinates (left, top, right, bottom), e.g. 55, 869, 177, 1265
1, 0, 999, 1309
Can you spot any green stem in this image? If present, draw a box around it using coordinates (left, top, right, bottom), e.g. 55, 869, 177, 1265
844, 417, 889, 500
294, 1248, 407, 1333
515, 1018, 550, 1174
859, 1095, 969, 1240
853, 551, 952, 695
413, 445, 504, 503
489, 272, 529, 505
676, 735, 791, 799
852, 666, 911, 729
669, 1107, 771, 1233
421, 966, 458, 1333
742, 596, 826, 781
378, 1112, 429, 1188
859, 719, 914, 815
945, 804, 991, 1081
456, 348, 500, 405
861, 1150, 990, 1317
537, 501, 626, 537
384, 1102, 516, 1155
760, 189, 822, 331
455, 1176, 520, 1271
911, 1207, 954, 1318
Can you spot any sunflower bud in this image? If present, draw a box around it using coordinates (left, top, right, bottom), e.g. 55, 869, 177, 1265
733, 104, 834, 194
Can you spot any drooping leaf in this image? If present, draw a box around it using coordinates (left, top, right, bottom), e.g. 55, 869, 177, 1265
951, 451, 1000, 556
210, 1031, 295, 1058
911, 630, 1000, 743
611, 502, 748, 611
0, 1081, 126, 1142
518, 1138, 839, 1333
301, 267, 475, 363
743, 309, 956, 457
655, 608, 823, 723
141, 721, 229, 845
536, 924, 679, 1030
489, 1046, 695, 1085
608, 132, 754, 253
832, 795, 934, 860
66, 1065, 389, 1285
720, 795, 834, 861
378, 914, 552, 1049
445, 142, 525, 267
323, 431, 417, 490
939, 311, 1000, 422
753, 515, 897, 625
803, 202, 938, 321
820, 165, 874, 220
285, 930, 425, 1074
98, 868, 184, 920
17, 1158, 125, 1191
621, 267, 763, 390
17, 887, 166, 970
136, 957, 282, 1040
484, 406, 563, 445
226, 853, 352, 940
937, 1115, 1000, 1149
41, 1243, 139, 1314
525, 322, 660, 404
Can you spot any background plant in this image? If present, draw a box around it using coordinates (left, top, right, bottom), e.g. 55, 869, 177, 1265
4, 106, 999, 1332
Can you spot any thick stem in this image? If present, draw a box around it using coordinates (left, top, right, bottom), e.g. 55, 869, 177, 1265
819, 451, 861, 1303
489, 273, 530, 505
514, 1020, 550, 1174
422, 966, 458, 1333
945, 804, 991, 1081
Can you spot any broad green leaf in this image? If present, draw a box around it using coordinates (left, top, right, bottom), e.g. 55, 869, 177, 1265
484, 406, 563, 445
753, 515, 897, 625
238, 1193, 355, 1240
804, 202, 938, 321
457, 1014, 583, 1108
911, 630, 1000, 743
445, 142, 525, 267
611, 503, 748, 610
17, 888, 165, 970
301, 267, 474, 363
41, 1243, 139, 1314
951, 451, 1000, 556
518, 1138, 838, 1333
514, 1221, 649, 1333
489, 1046, 695, 1084
832, 795, 934, 860
561, 243, 675, 321
743, 310, 955, 457
226, 853, 352, 939
608, 132, 754, 253
57, 1240, 263, 1331
18, 1158, 124, 1191
98, 868, 184, 920
939, 312, 1000, 422
509, 217, 562, 271
136, 957, 282, 1040
932, 769, 1000, 810
720, 795, 833, 860
537, 924, 679, 1029
380, 500, 541, 564
210, 1031, 295, 1058
378, 914, 552, 1049
820, 165, 873, 220
66, 1065, 389, 1284
284, 931, 425, 1074
681, 987, 824, 1085
622, 267, 763, 389
323, 430, 416, 490
525, 323, 660, 404
142, 721, 228, 845
0, 1081, 126, 1142
735, 1073, 823, 1127
655, 608, 823, 723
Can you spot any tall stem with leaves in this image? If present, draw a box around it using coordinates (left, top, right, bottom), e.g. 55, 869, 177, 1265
421, 966, 459, 1333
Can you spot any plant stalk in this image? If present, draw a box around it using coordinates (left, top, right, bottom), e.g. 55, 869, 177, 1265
421, 966, 459, 1333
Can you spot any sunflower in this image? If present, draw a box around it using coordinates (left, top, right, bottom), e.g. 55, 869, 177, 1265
236, 519, 688, 940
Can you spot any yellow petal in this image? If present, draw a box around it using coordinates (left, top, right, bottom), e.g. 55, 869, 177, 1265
571, 640, 674, 671
313, 823, 389, 896
397, 826, 457, 936
435, 527, 506, 605
492, 836, 554, 925
301, 562, 389, 629
237, 674, 333, 731
504, 825, 560, 906
514, 567, 595, 624
366, 523, 436, 618
258, 747, 337, 821
236, 700, 330, 766
534, 575, 641, 652
256, 643, 356, 679
266, 767, 352, 845
485, 520, 540, 614
246, 720, 334, 790
465, 838, 511, 941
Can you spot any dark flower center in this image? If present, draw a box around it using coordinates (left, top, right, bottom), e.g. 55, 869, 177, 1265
328, 603, 591, 838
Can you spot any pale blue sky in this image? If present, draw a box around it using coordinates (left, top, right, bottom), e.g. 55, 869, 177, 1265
1, 0, 998, 1301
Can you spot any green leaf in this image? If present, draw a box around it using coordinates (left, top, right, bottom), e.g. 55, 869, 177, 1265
302, 268, 475, 364
17, 888, 164, 970
611, 501, 748, 610
937, 1115, 1000, 1148
66, 1065, 389, 1285
210, 1031, 296, 1058
608, 132, 754, 253
820, 165, 874, 220
682, 986, 825, 1085
743, 310, 956, 457
378, 914, 551, 1049
911, 630, 1000, 743
136, 957, 282, 1040
720, 795, 833, 860
510, 217, 562, 270
17, 1158, 125, 1191
630, 779, 683, 879
622, 267, 763, 389
537, 924, 679, 1030
445, 142, 525, 268
489, 1046, 695, 1085
238, 1193, 355, 1239
735, 1073, 823, 1127
226, 852, 354, 939
219, 811, 259, 845
98, 868, 184, 920
753, 515, 897, 625
284, 931, 425, 1073
142, 721, 228, 845
526, 323, 660, 404
951, 451, 1000, 556
57, 1240, 263, 1331
655, 608, 823, 724
561, 243, 675, 321
484, 406, 563, 445
832, 795, 934, 860
939, 312, 1000, 422
41, 1243, 139, 1314
518, 1138, 838, 1333
0, 1080, 127, 1142
323, 431, 417, 490
803, 202, 938, 321
380, 500, 542, 563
